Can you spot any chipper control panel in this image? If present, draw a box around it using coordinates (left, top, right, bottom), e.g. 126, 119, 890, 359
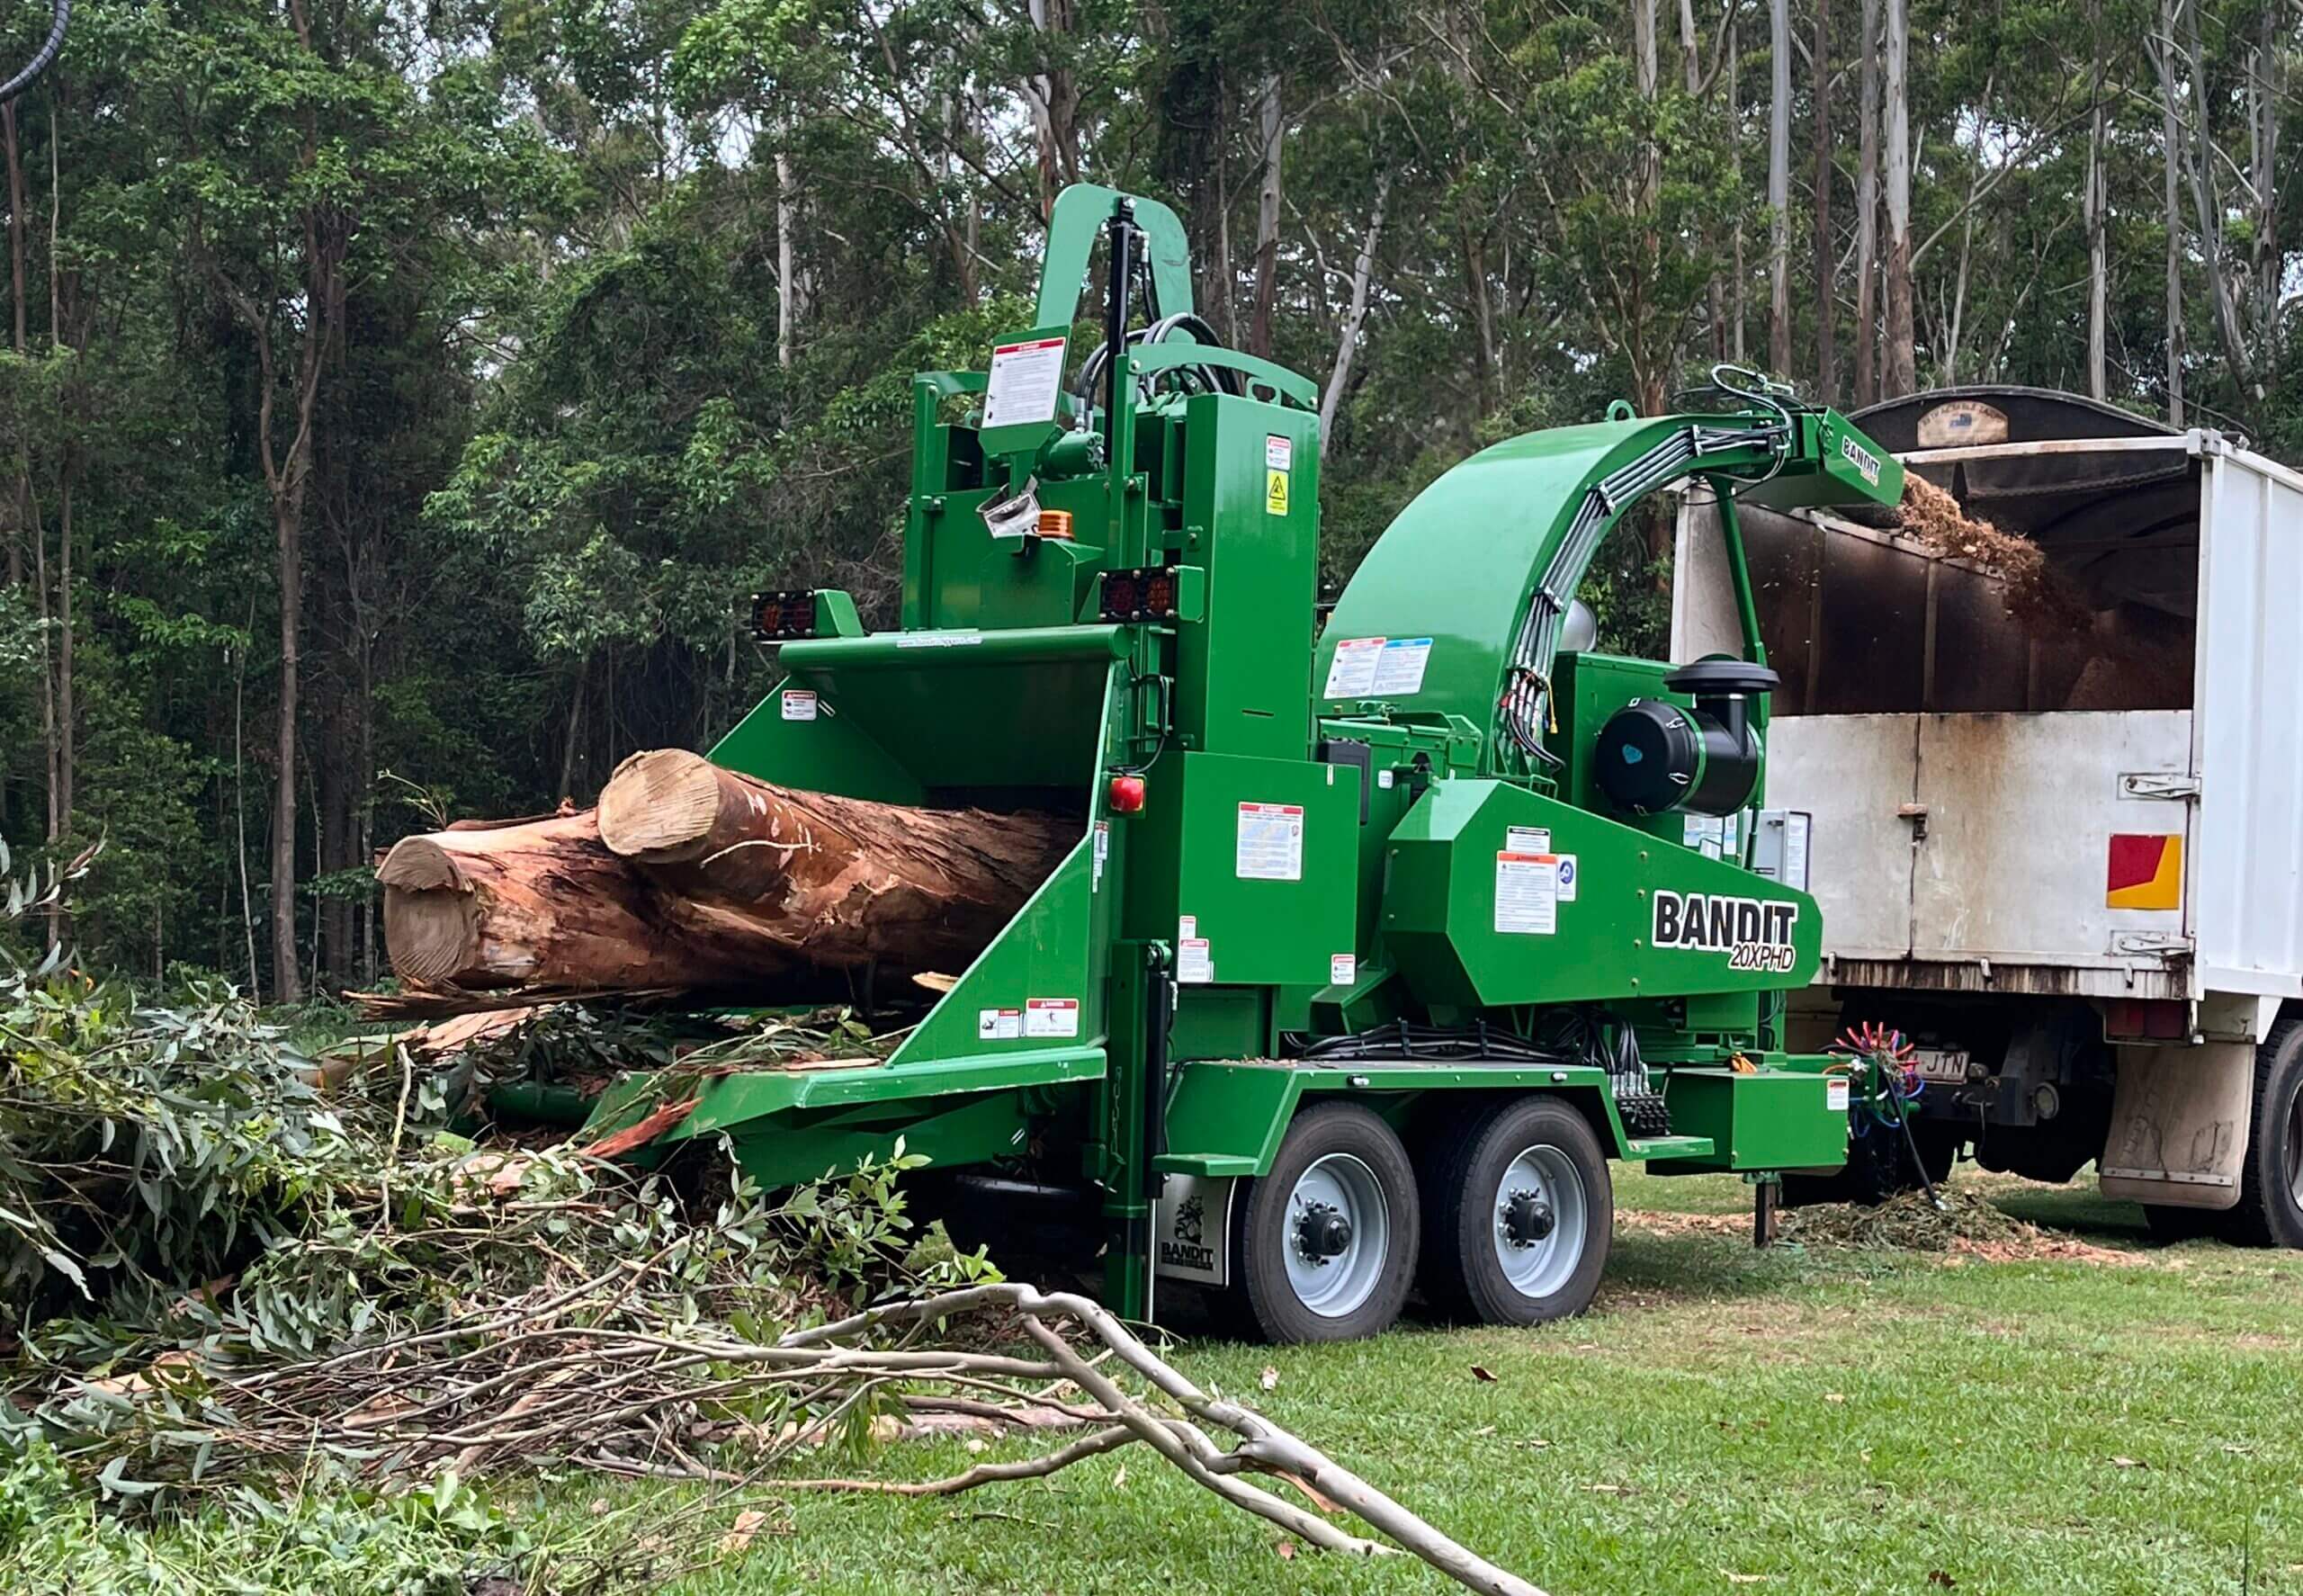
599, 184, 1909, 1342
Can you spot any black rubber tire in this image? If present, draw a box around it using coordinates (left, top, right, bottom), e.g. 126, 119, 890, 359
1232, 1102, 1420, 1344
1417, 1097, 1612, 1327
2219, 1017, 2303, 1249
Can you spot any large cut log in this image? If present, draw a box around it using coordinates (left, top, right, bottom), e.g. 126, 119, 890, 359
378, 809, 794, 993
596, 749, 1079, 973
377, 753, 1079, 1004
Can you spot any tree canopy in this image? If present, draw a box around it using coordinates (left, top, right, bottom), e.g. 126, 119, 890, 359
0, 0, 2287, 991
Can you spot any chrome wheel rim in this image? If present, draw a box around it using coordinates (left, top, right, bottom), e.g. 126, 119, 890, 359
1282, 1152, 1389, 1319
1491, 1145, 1589, 1300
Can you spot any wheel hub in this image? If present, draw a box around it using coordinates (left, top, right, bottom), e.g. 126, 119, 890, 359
1501, 1187, 1555, 1248
1295, 1201, 1354, 1262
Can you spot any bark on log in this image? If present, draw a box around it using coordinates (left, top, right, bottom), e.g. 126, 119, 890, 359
596, 749, 1078, 974
379, 809, 786, 992
378, 752, 1078, 1002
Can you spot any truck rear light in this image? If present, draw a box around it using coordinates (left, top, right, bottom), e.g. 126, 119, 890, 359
749, 590, 818, 641
2103, 998, 2187, 1041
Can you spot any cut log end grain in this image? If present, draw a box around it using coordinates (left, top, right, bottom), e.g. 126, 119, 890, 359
596, 749, 726, 864
378, 838, 480, 986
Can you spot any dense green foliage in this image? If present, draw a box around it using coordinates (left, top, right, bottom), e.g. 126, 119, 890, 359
0, 0, 2286, 990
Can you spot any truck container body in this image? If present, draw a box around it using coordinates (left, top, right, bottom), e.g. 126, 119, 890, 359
1672, 388, 2303, 1224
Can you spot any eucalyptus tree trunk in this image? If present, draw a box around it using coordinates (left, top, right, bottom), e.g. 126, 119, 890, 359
1812, 0, 1835, 399
1767, 0, 1792, 377
1853, 0, 1881, 405
1883, 0, 1914, 397
776, 150, 798, 370
1321, 174, 1389, 450
1248, 75, 1283, 358
1730, 22, 1745, 362
2154, 0, 2185, 425
2084, 11, 2108, 400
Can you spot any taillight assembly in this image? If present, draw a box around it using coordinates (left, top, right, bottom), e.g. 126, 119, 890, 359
749, 590, 818, 641
1099, 565, 1180, 623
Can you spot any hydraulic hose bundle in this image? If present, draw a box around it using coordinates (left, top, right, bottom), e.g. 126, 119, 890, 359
1829, 1021, 1946, 1210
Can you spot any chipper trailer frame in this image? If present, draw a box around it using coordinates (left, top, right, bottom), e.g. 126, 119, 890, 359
582, 185, 1911, 1341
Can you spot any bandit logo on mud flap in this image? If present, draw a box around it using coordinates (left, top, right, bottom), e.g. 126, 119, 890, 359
1653, 891, 1800, 973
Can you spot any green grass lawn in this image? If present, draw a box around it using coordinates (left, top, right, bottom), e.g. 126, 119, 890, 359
524, 1168, 2303, 1596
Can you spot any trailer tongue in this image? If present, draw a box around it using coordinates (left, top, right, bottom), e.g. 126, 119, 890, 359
573, 184, 1906, 1340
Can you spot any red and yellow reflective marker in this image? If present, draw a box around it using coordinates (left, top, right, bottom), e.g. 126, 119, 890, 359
2106, 833, 2183, 910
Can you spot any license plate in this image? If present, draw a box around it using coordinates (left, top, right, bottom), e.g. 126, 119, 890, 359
1913, 1047, 1971, 1084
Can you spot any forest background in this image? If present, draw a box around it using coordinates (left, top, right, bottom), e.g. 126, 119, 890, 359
0, 0, 2284, 998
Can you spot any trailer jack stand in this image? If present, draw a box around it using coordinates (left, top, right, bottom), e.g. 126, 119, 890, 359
1752, 1176, 1781, 1249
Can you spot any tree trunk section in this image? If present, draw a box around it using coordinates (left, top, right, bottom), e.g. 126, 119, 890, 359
1320, 174, 1389, 450
1248, 75, 1283, 359
596, 749, 1078, 976
2155, 0, 2185, 424
1854, 0, 1880, 405
1767, 0, 1792, 378
1812, 0, 1835, 401
272, 497, 303, 1002
1883, 0, 1914, 396
380, 810, 776, 992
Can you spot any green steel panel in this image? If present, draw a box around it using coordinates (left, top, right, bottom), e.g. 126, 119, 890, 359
710, 681, 927, 804
769, 629, 1124, 792
1177, 393, 1321, 763
1124, 750, 1359, 988
721, 1091, 1036, 1190
1384, 779, 1822, 1007
1653, 1067, 1849, 1171
1157, 1059, 1636, 1177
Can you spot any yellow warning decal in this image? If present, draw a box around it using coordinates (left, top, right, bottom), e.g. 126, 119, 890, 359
1265, 469, 1289, 516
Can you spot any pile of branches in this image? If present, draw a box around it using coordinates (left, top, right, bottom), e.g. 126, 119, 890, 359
2, 980, 1544, 1594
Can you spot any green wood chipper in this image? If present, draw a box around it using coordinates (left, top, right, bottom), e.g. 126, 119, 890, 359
585, 184, 1908, 1342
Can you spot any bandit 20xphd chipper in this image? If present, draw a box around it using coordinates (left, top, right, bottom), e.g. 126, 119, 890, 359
575, 184, 1908, 1343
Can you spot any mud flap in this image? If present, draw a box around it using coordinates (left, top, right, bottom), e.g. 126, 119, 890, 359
1154, 1173, 1235, 1287
2099, 1042, 2252, 1211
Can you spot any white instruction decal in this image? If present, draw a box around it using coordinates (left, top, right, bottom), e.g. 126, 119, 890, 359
1495, 853, 1560, 936
1266, 433, 1294, 471
1683, 813, 1724, 859
1178, 938, 1213, 984
1323, 636, 1384, 699
1368, 637, 1432, 696
895, 631, 983, 650
1826, 1077, 1851, 1113
981, 336, 1066, 428
1330, 953, 1358, 986
1327, 635, 1433, 699
1236, 802, 1304, 881
780, 690, 818, 722
1025, 998, 1080, 1038
1555, 855, 1579, 902
1091, 820, 1110, 891
1507, 826, 1551, 855
977, 1008, 1023, 1041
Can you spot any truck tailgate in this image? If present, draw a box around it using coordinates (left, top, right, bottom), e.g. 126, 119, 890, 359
1771, 709, 2194, 997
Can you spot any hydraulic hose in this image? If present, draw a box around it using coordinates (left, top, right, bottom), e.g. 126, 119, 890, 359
0, 0, 66, 106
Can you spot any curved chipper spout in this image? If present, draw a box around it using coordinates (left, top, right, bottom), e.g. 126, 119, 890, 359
1315, 376, 1901, 778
